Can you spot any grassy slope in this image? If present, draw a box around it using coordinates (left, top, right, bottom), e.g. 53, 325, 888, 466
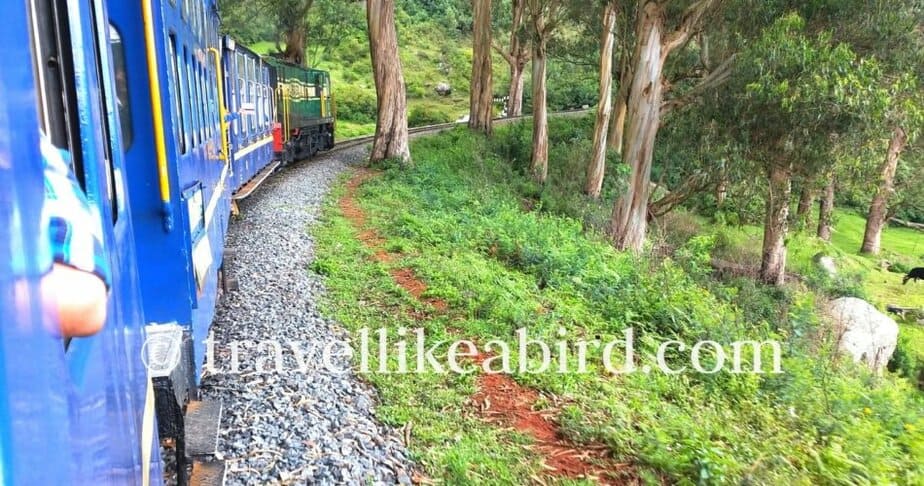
705, 208, 924, 379
312, 127, 924, 484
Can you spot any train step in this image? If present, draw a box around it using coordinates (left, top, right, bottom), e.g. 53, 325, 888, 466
184, 399, 223, 457
232, 161, 281, 200
189, 458, 226, 486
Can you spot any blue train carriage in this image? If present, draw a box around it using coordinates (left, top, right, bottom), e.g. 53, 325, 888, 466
108, 0, 247, 481
2, 0, 158, 483
223, 40, 278, 200
266, 57, 335, 163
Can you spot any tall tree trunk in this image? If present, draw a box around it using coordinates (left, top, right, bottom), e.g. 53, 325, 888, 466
530, 38, 549, 183
469, 0, 493, 133
795, 178, 815, 229
584, 2, 618, 198
508, 63, 526, 116
607, 2, 665, 251
279, 0, 314, 66
760, 163, 793, 285
607, 53, 630, 153
367, 0, 410, 164
817, 176, 835, 241
861, 127, 908, 254
505, 0, 528, 117
606, 0, 717, 251
715, 168, 728, 208
282, 25, 308, 66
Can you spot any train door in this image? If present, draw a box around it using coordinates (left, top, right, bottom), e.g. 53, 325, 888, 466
0, 0, 159, 483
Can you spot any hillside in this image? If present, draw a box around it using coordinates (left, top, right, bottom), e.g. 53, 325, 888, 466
312, 120, 924, 483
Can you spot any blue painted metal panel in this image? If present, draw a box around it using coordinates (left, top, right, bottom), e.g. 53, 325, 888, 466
0, 11, 72, 481
0, 0, 160, 482
113, 0, 239, 379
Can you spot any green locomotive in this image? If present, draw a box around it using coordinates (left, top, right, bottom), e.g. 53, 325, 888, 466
267, 58, 335, 162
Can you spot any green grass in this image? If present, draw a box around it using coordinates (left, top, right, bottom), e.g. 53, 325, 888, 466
334, 121, 377, 141
312, 127, 924, 484
698, 208, 924, 381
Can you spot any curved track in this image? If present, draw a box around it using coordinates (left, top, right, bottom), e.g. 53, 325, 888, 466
330, 109, 591, 153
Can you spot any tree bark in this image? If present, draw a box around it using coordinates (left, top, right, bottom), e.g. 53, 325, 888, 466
607, 54, 630, 153
861, 127, 908, 254
795, 178, 814, 229
584, 2, 618, 198
278, 0, 314, 66
608, 2, 666, 251
367, 0, 411, 164
607, 0, 716, 252
508, 63, 526, 116
760, 162, 793, 285
282, 26, 307, 66
530, 38, 549, 183
469, 0, 493, 133
498, 0, 529, 117
817, 176, 835, 241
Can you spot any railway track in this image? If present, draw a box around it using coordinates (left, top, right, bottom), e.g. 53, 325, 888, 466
234, 109, 590, 203
330, 108, 591, 154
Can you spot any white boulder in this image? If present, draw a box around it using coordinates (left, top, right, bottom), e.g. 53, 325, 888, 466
828, 297, 899, 373
818, 256, 837, 276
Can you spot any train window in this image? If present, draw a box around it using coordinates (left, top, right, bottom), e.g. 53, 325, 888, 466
182, 0, 189, 21
201, 63, 209, 139
108, 26, 133, 149
29, 0, 85, 188
207, 69, 214, 138
238, 78, 246, 136
187, 0, 194, 28
203, 65, 210, 139
183, 47, 198, 148
198, 1, 205, 39
249, 81, 255, 136
192, 59, 202, 146
199, 62, 206, 141
168, 34, 187, 154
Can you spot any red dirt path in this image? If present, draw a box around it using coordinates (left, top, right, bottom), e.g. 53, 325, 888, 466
470, 355, 633, 484
339, 169, 634, 485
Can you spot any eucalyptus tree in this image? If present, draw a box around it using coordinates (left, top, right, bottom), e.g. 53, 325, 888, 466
526, 0, 568, 183
723, 13, 881, 284
470, 0, 494, 134
606, 0, 723, 252
584, 0, 619, 198
367, 0, 411, 164
493, 0, 531, 117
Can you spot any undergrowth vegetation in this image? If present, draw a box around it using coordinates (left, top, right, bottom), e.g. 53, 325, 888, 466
312, 125, 924, 484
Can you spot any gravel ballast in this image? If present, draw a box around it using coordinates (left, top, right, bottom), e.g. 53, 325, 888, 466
198, 146, 415, 485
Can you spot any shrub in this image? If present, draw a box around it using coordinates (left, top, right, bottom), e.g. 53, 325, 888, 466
408, 104, 455, 126
335, 84, 377, 124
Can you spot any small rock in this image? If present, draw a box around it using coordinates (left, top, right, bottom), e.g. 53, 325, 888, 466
813, 253, 837, 276
435, 82, 452, 96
